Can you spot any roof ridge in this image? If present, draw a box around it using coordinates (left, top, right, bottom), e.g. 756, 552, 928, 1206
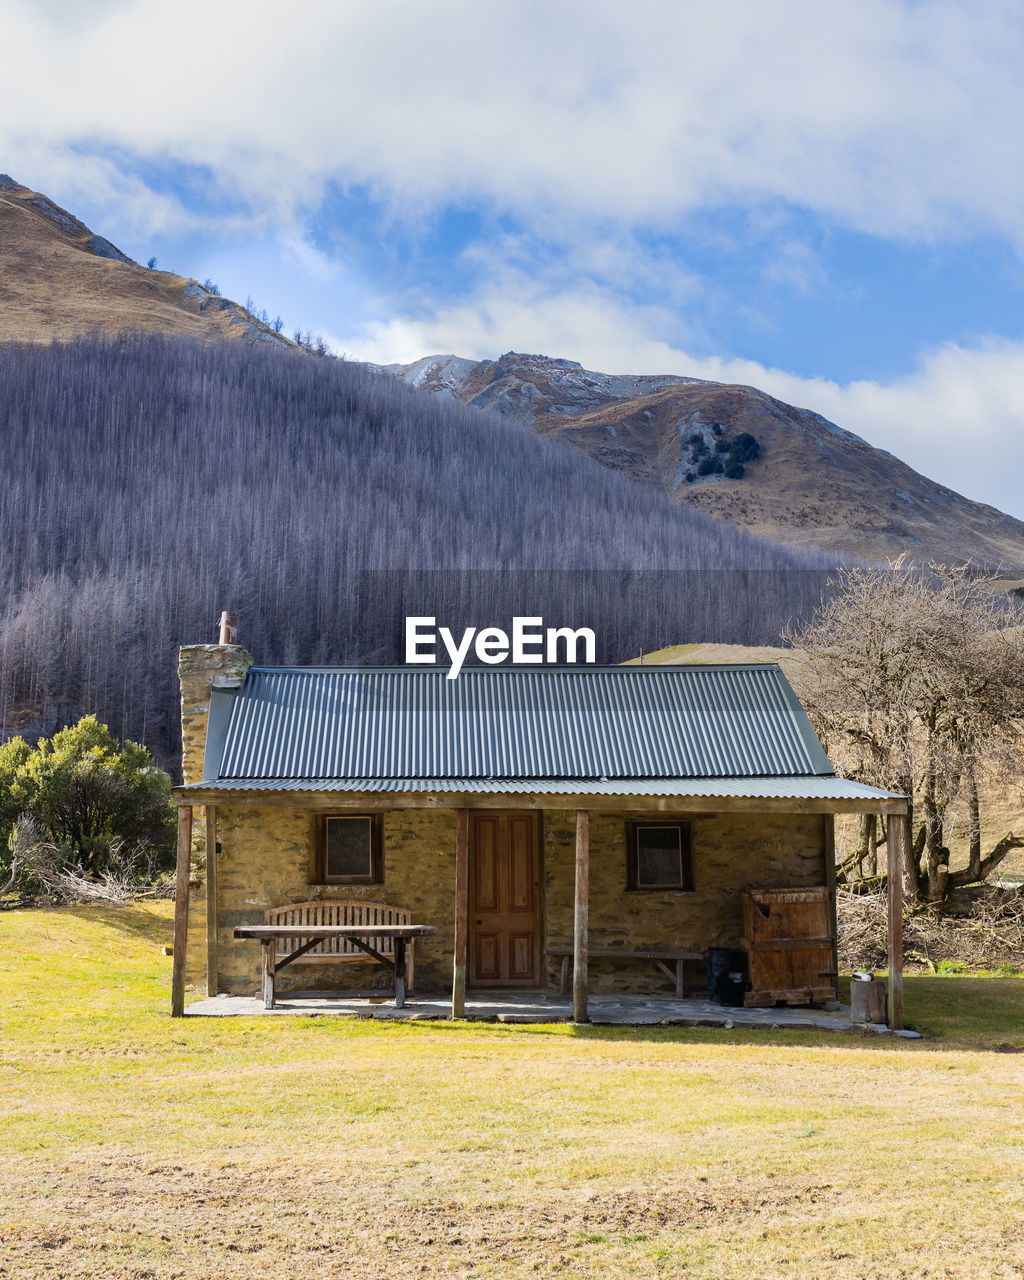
242, 663, 785, 674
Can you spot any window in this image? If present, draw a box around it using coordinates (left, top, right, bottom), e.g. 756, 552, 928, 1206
316, 814, 383, 884
626, 821, 693, 891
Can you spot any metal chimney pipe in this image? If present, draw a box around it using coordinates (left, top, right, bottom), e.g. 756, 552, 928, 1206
218, 611, 238, 645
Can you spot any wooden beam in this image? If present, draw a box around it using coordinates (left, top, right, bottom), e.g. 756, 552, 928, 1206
886, 813, 905, 1031
451, 807, 469, 1018
823, 814, 839, 995
170, 805, 193, 1018
172, 788, 910, 817
573, 808, 589, 1024
204, 805, 218, 997
274, 935, 331, 970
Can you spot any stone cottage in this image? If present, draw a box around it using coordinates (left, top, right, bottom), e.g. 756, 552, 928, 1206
170, 635, 909, 1024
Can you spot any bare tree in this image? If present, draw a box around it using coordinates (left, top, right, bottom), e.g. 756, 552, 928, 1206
0, 333, 844, 770
790, 560, 1024, 902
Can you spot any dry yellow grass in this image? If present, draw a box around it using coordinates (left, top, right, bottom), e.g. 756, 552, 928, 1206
1, 903, 1023, 1278
521, 373, 1024, 567
626, 641, 806, 683
0, 177, 291, 347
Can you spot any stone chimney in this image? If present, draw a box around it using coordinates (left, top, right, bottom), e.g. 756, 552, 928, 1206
178, 613, 253, 786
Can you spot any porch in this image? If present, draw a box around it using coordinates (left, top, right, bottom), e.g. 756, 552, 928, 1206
183, 988, 920, 1036
172, 798, 911, 1029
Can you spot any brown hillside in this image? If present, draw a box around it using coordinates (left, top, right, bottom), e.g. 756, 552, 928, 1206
558, 381, 1024, 567
388, 352, 1024, 570
0, 175, 292, 348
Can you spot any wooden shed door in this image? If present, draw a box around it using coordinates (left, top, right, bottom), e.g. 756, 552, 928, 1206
469, 813, 540, 987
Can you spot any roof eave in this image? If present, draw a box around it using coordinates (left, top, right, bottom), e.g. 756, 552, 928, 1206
172, 779, 909, 816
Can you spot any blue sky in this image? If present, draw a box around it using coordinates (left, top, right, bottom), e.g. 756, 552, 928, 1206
7, 0, 1024, 518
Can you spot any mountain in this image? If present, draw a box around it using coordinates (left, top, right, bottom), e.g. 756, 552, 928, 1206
0, 175, 291, 348
0, 182, 848, 763
6, 174, 1018, 569
386, 352, 1024, 569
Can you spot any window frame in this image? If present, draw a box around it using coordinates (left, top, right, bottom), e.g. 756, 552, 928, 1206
625, 820, 694, 892
315, 813, 384, 885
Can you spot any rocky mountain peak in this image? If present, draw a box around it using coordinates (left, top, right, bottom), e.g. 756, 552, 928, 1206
386, 352, 1024, 569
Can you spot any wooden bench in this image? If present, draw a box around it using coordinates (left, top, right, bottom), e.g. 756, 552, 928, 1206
544, 947, 706, 998
265, 900, 417, 992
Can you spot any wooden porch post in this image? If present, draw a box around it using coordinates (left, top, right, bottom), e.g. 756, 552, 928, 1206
205, 805, 218, 996
886, 812, 906, 1030
573, 808, 589, 1024
170, 805, 193, 1018
451, 807, 469, 1018
823, 814, 839, 992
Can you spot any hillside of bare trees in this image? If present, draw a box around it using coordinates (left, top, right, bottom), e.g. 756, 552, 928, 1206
0, 334, 841, 771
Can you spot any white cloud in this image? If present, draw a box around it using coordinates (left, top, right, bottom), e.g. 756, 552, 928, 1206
8, 0, 1024, 521
761, 240, 830, 298
345, 272, 688, 372
5, 0, 1024, 246
751, 341, 1024, 519
4, 142, 201, 241
281, 232, 344, 284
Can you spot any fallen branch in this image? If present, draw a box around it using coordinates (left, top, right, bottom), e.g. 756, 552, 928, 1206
0, 858, 21, 898
838, 884, 1024, 972
4, 817, 174, 905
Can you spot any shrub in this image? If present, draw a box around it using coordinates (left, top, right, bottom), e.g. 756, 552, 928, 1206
0, 737, 32, 837
728, 432, 760, 465
0, 717, 176, 890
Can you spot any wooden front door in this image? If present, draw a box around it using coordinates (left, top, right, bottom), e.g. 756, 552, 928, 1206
469, 813, 540, 987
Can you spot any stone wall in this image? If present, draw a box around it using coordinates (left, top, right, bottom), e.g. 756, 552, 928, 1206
541, 808, 829, 994
197, 804, 458, 996
177, 643, 252, 786
185, 880, 206, 991
191, 801, 829, 999
178, 642, 253, 998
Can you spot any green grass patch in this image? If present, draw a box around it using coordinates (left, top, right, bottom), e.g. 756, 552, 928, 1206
934, 958, 1024, 978
1, 904, 1023, 1278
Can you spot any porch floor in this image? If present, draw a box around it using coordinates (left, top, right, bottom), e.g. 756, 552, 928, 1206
185, 989, 918, 1036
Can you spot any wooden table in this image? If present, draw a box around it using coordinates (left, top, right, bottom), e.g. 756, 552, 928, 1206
233, 924, 438, 1010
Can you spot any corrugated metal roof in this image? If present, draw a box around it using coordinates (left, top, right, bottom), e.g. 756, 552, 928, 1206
189, 776, 900, 800
211, 664, 836, 783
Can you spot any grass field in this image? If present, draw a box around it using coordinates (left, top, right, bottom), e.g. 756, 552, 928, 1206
1, 904, 1023, 1279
